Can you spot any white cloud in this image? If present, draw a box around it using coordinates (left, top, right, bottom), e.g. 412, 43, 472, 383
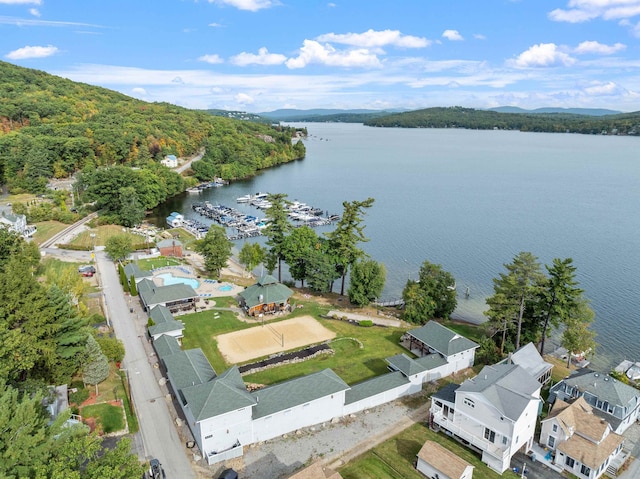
316, 29, 429, 48
208, 22, 222, 27
583, 81, 625, 95
474, 33, 487, 40
442, 29, 464, 41
235, 92, 254, 104
549, 0, 640, 23
511, 43, 576, 68
574, 40, 626, 54
198, 54, 224, 64
327, 2, 336, 7
0, 0, 41, 4
208, 0, 275, 12
285, 40, 381, 69
5, 44, 58, 59
0, 15, 103, 28
29, 8, 40, 17
131, 87, 147, 95
230, 47, 287, 66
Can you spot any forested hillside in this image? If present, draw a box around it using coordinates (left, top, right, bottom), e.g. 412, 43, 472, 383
364, 106, 640, 135
0, 61, 305, 194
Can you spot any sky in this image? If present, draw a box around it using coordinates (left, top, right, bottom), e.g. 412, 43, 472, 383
1, 0, 640, 113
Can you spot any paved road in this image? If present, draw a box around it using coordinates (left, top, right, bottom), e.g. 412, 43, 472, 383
176, 148, 205, 174
96, 251, 196, 479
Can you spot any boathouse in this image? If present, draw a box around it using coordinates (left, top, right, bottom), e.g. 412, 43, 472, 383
238, 275, 293, 316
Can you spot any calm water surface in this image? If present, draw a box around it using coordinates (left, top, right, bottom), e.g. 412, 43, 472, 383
154, 123, 640, 370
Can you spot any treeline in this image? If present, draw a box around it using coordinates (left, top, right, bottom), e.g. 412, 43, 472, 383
364, 106, 640, 135
0, 60, 305, 194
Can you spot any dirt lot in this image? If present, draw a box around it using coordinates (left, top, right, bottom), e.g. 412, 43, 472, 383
216, 315, 336, 363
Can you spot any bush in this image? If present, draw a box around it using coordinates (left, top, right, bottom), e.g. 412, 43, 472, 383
147, 318, 155, 327
95, 335, 125, 362
69, 387, 90, 406
359, 320, 374, 327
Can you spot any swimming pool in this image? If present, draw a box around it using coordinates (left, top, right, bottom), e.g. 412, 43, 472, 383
218, 284, 233, 292
156, 273, 200, 289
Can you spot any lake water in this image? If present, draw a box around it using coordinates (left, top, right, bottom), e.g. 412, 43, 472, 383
153, 123, 640, 371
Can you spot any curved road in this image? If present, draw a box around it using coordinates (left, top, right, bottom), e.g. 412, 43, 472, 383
96, 251, 196, 479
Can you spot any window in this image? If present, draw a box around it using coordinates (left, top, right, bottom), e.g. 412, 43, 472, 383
205, 434, 213, 439
580, 464, 591, 476
463, 398, 475, 408
565, 456, 575, 468
502, 436, 508, 445
548, 436, 555, 448
552, 424, 558, 432
484, 428, 496, 443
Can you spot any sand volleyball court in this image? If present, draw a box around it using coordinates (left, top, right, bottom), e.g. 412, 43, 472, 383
216, 316, 336, 364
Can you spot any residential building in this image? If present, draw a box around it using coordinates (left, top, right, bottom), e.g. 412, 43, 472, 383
402, 320, 479, 376
0, 211, 36, 238
501, 342, 553, 386
137, 278, 198, 313
147, 305, 185, 341
540, 397, 625, 479
416, 440, 474, 479
430, 363, 542, 473
166, 212, 184, 228
238, 275, 293, 316
549, 370, 640, 434
123, 263, 153, 284
157, 238, 183, 258
161, 155, 178, 168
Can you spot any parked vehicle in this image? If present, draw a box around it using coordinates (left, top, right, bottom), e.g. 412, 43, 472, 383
217, 468, 238, 479
148, 459, 166, 479
78, 265, 96, 274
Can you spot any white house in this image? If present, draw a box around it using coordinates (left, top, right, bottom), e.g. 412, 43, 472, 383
430, 363, 542, 473
402, 321, 479, 377
0, 211, 36, 238
161, 154, 178, 168
416, 440, 474, 479
501, 342, 553, 386
540, 397, 625, 479
549, 370, 640, 434
147, 305, 185, 341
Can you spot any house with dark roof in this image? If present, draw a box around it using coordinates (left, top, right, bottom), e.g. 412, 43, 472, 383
137, 278, 198, 313
0, 211, 36, 238
238, 275, 293, 316
123, 263, 153, 284
402, 320, 479, 377
549, 370, 640, 434
157, 238, 183, 258
147, 305, 185, 341
540, 397, 625, 479
430, 363, 542, 473
416, 440, 474, 479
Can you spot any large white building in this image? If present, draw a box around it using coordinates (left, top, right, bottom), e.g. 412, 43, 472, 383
430, 362, 542, 473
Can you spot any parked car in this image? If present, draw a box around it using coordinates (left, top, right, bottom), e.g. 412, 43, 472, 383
217, 468, 238, 479
78, 265, 96, 275
148, 459, 166, 479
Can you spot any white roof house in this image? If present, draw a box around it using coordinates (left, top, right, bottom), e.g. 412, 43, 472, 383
161, 154, 178, 168
503, 342, 553, 385
430, 363, 542, 473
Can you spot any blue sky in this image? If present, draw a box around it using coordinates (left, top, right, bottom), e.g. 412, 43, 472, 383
2, 0, 640, 112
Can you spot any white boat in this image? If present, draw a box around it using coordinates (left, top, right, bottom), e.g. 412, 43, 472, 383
186, 187, 201, 194
627, 366, 640, 381
236, 194, 252, 203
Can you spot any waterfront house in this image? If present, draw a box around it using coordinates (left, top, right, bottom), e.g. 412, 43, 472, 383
137, 278, 198, 313
161, 155, 178, 168
549, 370, 640, 434
540, 397, 625, 479
500, 342, 553, 386
147, 305, 185, 342
416, 440, 474, 479
238, 275, 293, 316
430, 363, 542, 473
157, 238, 183, 258
166, 212, 184, 228
402, 321, 479, 376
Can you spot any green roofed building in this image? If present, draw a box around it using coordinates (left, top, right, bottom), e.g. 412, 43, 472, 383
137, 278, 198, 313
148, 305, 185, 341
238, 275, 293, 316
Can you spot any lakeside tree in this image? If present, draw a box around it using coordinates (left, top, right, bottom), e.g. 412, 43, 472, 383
485, 252, 545, 352
263, 193, 291, 282
535, 258, 584, 355
196, 225, 232, 277
326, 197, 375, 295
561, 298, 597, 368
282, 225, 319, 287
305, 239, 340, 293
347, 259, 386, 307
238, 241, 266, 278
402, 260, 457, 323
105, 234, 134, 262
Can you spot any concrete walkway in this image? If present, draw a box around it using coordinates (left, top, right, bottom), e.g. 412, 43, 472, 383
327, 309, 404, 328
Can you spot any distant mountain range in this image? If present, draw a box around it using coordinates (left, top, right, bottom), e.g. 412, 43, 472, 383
488, 106, 622, 116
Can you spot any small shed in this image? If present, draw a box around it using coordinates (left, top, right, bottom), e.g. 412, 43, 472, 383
157, 238, 183, 258
416, 440, 474, 479
238, 275, 293, 316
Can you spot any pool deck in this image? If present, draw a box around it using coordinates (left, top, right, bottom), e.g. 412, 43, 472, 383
151, 266, 244, 306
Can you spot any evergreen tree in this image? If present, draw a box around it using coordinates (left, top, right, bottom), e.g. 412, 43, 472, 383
326, 198, 374, 295
402, 260, 456, 323
83, 335, 109, 394
129, 275, 137, 296
196, 225, 232, 276
263, 193, 291, 282
282, 226, 318, 287
118, 262, 128, 290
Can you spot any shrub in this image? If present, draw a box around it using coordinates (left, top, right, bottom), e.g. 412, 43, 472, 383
147, 318, 156, 327
359, 320, 374, 327
69, 387, 90, 406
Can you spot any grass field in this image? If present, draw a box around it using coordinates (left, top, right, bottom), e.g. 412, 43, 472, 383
339, 422, 519, 479
71, 225, 142, 248
137, 256, 184, 271
31, 220, 69, 245
81, 403, 125, 434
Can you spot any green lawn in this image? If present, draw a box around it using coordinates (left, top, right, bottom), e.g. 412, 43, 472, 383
70, 225, 140, 248
81, 403, 125, 434
32, 220, 69, 245
137, 256, 184, 271
243, 319, 409, 385
339, 422, 519, 479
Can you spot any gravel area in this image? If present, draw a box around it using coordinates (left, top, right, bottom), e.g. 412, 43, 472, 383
219, 392, 431, 479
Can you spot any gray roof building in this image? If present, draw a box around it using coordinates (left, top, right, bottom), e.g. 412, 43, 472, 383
123, 263, 152, 282
407, 320, 479, 357
239, 275, 293, 310
137, 278, 198, 311
148, 305, 185, 337
252, 369, 349, 419
154, 334, 183, 359
345, 371, 408, 405
505, 342, 553, 385
163, 348, 217, 392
